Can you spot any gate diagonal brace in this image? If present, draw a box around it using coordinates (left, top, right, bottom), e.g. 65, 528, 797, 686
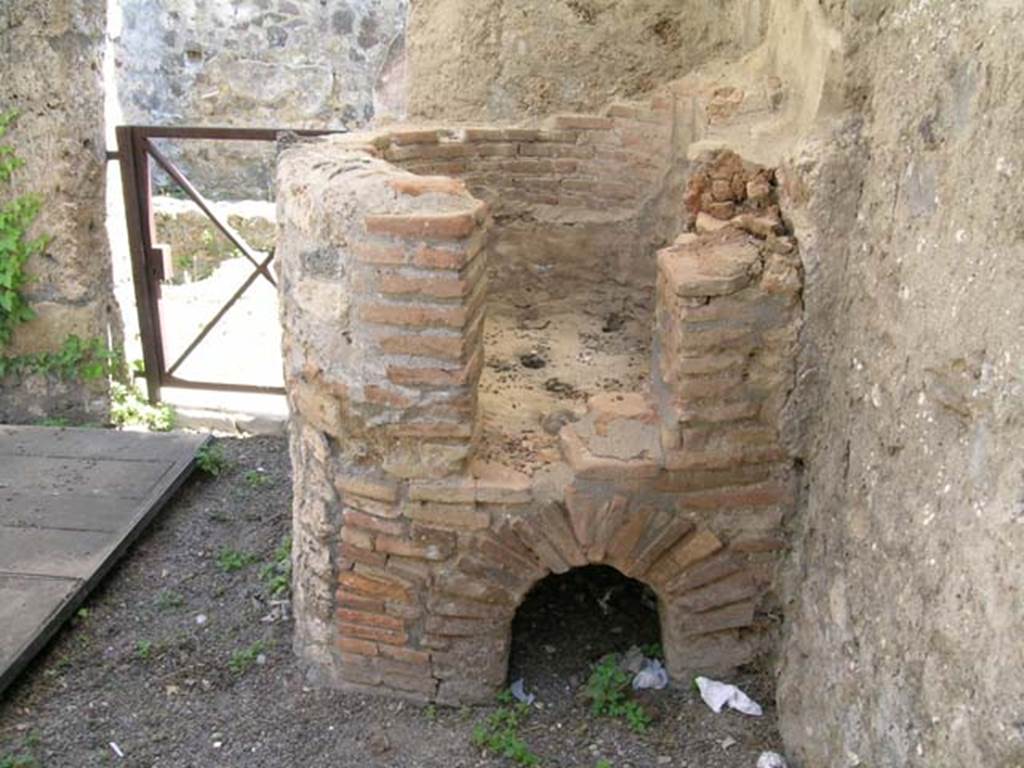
145, 139, 277, 289
165, 251, 275, 378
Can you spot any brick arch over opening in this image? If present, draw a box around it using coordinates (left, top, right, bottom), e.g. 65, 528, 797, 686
430, 501, 684, 703
278, 100, 802, 702
317, 453, 792, 703
425, 489, 776, 703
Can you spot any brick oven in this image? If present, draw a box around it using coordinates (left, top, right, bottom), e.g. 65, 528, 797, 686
275, 92, 802, 702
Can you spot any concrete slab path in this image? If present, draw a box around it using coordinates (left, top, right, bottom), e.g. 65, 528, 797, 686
0, 426, 207, 695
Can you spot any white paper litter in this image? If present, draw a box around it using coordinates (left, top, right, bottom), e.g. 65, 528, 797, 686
694, 676, 763, 716
632, 658, 669, 690
756, 751, 789, 768
509, 678, 535, 705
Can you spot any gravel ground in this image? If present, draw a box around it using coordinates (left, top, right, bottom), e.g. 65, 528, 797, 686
0, 435, 784, 768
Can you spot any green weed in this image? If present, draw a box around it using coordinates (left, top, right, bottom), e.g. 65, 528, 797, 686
157, 590, 185, 610
135, 639, 152, 660
641, 642, 663, 660
216, 547, 257, 573
0, 109, 44, 349
0, 730, 40, 768
196, 442, 229, 476
259, 535, 292, 597
228, 641, 264, 675
0, 112, 120, 384
110, 379, 175, 431
35, 416, 69, 427
244, 468, 271, 488
471, 690, 540, 766
584, 655, 652, 733
0, 754, 38, 768
45, 654, 72, 676
0, 335, 118, 382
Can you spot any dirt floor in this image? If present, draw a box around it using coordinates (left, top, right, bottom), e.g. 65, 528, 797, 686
0, 435, 784, 767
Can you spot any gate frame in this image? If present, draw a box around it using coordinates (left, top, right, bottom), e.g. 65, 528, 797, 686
115, 125, 341, 404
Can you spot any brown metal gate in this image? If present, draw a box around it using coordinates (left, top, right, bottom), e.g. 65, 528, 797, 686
115, 126, 340, 403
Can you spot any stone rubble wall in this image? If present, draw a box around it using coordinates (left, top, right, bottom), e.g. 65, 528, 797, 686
0, 0, 119, 423
278, 99, 802, 701
115, 0, 408, 198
